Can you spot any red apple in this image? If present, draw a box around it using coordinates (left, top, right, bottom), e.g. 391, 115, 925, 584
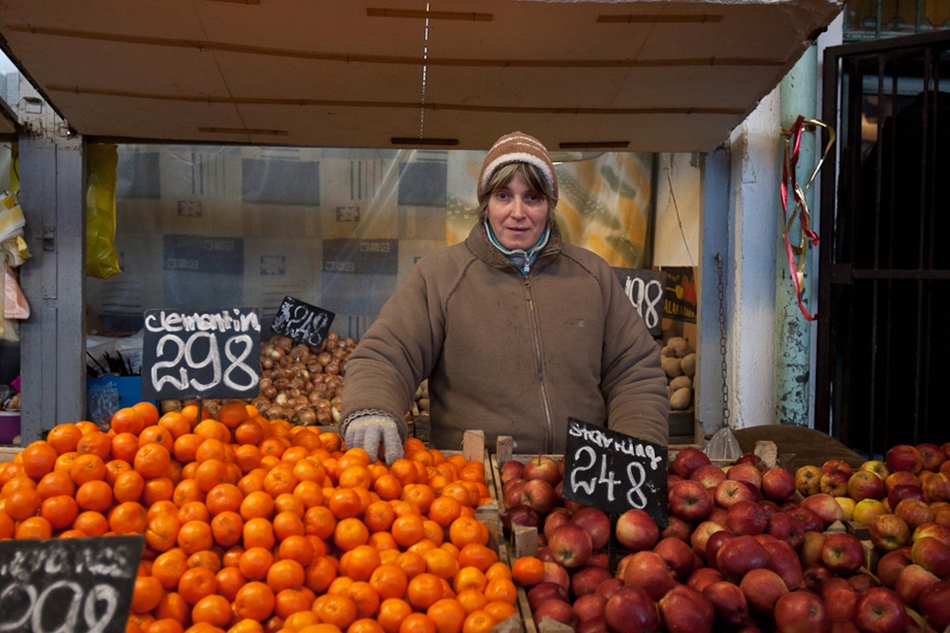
911, 535, 950, 577
887, 484, 925, 511
728, 463, 763, 491
622, 550, 677, 601
520, 478, 559, 515
614, 508, 660, 552
690, 520, 728, 560
654, 536, 695, 581
658, 584, 714, 633
500, 504, 541, 531
735, 453, 766, 471
569, 507, 610, 551
868, 513, 911, 552
715, 479, 756, 509
935, 508, 950, 528
822, 459, 855, 476
592, 576, 621, 600
917, 579, 950, 631
875, 547, 913, 589
548, 524, 593, 569
893, 498, 934, 531
796, 465, 823, 496
739, 568, 789, 615
819, 469, 851, 497
884, 469, 921, 493
912, 521, 950, 546
542, 507, 573, 541
800, 493, 844, 528
848, 470, 887, 502
570, 565, 612, 598
660, 515, 693, 543
885, 444, 923, 475
716, 534, 771, 583
604, 585, 660, 632
523, 454, 561, 485
572, 593, 608, 624
917, 443, 946, 472
587, 551, 608, 569
704, 530, 736, 571
761, 467, 796, 502
802, 563, 834, 590
576, 616, 609, 633
820, 533, 865, 576
818, 577, 853, 602
725, 499, 768, 536
788, 506, 823, 533
527, 581, 569, 610
541, 561, 570, 589
671, 446, 711, 479
895, 563, 939, 610
825, 587, 859, 622
767, 511, 806, 550
668, 479, 713, 522
503, 480, 526, 508
690, 463, 727, 490
532, 599, 575, 627
500, 460, 525, 484
773, 590, 831, 633
853, 587, 907, 633
923, 472, 950, 503
701, 580, 749, 628
686, 566, 725, 593
760, 536, 804, 591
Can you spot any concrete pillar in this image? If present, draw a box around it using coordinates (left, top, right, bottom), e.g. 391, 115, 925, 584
775, 46, 819, 427
727, 89, 782, 429
18, 134, 87, 441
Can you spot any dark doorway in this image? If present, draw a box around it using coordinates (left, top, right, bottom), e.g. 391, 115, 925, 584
816, 31, 950, 455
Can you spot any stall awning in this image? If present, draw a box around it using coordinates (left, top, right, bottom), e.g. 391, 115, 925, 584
0, 0, 842, 152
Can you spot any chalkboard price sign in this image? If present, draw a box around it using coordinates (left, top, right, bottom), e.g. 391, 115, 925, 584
612, 268, 667, 337
562, 418, 668, 527
0, 535, 144, 633
141, 308, 261, 400
271, 296, 336, 349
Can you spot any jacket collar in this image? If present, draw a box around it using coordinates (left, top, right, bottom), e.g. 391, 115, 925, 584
466, 220, 563, 273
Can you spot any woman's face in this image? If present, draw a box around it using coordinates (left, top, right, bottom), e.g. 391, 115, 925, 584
486, 172, 550, 251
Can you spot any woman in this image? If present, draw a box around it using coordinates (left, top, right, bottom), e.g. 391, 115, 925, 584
340, 132, 669, 462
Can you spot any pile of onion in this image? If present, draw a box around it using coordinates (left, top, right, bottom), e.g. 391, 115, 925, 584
251, 332, 356, 426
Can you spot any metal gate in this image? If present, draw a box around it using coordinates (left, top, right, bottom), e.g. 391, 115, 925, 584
816, 31, 950, 455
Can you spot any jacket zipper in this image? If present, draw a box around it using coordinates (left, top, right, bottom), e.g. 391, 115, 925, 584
523, 275, 555, 453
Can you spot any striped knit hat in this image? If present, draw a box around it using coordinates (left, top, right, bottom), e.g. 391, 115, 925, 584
477, 131, 558, 204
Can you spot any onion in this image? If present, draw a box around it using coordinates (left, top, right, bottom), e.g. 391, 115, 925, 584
296, 408, 317, 426
324, 362, 340, 376
262, 385, 277, 399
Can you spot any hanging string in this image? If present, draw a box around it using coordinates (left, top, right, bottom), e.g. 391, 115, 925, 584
780, 115, 835, 321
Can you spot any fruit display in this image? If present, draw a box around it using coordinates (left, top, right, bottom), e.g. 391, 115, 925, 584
0, 402, 514, 633
502, 443, 950, 632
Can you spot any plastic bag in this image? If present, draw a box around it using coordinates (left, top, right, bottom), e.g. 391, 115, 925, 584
86, 144, 122, 280
87, 381, 121, 431
704, 424, 743, 461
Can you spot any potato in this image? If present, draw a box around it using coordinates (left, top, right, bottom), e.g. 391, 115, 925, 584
681, 353, 697, 377
662, 356, 683, 378
670, 387, 692, 411
670, 375, 692, 391
660, 345, 677, 358
669, 337, 694, 358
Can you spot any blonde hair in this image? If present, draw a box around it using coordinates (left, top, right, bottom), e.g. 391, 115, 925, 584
476, 162, 557, 226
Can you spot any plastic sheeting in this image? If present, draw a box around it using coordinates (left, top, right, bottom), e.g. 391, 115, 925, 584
86, 145, 653, 341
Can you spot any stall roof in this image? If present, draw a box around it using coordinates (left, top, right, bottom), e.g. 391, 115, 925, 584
0, 0, 841, 152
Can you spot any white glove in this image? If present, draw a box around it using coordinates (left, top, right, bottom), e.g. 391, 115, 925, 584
342, 415, 405, 464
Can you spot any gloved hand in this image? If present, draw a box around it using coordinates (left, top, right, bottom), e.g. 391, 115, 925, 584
342, 415, 405, 464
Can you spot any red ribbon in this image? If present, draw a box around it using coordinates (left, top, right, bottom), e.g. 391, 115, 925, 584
781, 115, 828, 322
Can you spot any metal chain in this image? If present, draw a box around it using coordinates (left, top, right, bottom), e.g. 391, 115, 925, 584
716, 253, 731, 428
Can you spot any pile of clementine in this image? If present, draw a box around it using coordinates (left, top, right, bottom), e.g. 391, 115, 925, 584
0, 401, 517, 633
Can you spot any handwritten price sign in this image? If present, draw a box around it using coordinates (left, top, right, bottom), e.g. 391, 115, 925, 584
0, 535, 143, 633
270, 296, 335, 349
612, 268, 667, 338
141, 308, 261, 400
562, 418, 668, 526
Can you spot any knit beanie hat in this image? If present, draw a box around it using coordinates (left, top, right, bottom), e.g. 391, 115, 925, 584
477, 132, 558, 204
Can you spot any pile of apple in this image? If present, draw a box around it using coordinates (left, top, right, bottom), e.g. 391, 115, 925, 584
500, 444, 950, 632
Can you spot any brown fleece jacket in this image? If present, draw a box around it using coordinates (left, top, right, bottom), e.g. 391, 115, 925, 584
339, 221, 669, 455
